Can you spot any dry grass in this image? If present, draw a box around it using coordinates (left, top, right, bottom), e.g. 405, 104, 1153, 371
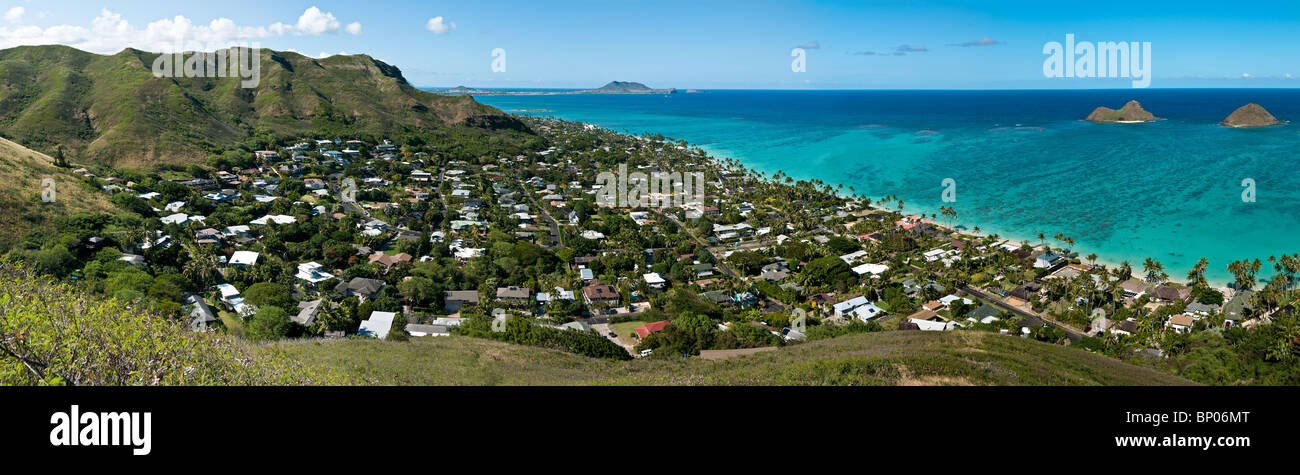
0, 137, 120, 248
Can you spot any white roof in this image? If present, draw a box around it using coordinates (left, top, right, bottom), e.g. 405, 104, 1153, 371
251, 215, 296, 225
216, 283, 241, 299
161, 213, 190, 225
230, 251, 260, 266
939, 295, 975, 306
643, 273, 666, 284
295, 262, 334, 283
359, 311, 397, 339
832, 296, 870, 314
839, 250, 869, 263
851, 263, 888, 276
910, 318, 953, 331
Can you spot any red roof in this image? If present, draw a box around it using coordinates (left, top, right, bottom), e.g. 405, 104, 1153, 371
635, 320, 671, 339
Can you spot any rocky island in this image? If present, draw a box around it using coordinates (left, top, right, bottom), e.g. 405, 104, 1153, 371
1220, 103, 1285, 128
1085, 100, 1163, 123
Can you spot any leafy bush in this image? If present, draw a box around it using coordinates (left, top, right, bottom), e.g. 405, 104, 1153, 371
0, 260, 334, 385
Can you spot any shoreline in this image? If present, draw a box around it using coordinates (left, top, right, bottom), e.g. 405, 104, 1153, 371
529, 115, 1250, 292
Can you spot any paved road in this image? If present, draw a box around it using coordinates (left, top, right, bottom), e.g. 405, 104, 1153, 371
516, 178, 564, 249
959, 285, 1084, 342
661, 212, 738, 278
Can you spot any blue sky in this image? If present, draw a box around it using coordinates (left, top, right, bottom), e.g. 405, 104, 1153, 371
2, 0, 1299, 89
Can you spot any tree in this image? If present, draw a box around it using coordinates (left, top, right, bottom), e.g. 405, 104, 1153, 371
398, 276, 440, 308
244, 282, 295, 311
803, 256, 854, 287
247, 306, 292, 342
1142, 257, 1166, 283
1188, 257, 1209, 289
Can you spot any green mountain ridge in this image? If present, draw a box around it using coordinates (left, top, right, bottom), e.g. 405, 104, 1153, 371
0, 45, 529, 168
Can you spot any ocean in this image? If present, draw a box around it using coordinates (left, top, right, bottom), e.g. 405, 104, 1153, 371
473, 89, 1300, 285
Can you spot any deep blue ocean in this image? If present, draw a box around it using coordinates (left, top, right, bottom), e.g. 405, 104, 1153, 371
473, 89, 1300, 284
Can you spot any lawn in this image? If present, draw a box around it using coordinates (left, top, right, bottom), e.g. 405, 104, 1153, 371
219, 310, 246, 338
610, 321, 645, 347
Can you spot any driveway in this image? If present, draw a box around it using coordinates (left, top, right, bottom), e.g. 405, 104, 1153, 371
592, 322, 636, 356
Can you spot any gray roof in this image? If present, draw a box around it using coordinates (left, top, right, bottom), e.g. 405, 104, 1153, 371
970, 304, 1001, 320
294, 299, 323, 325
496, 286, 531, 299
444, 290, 479, 302
336, 277, 385, 297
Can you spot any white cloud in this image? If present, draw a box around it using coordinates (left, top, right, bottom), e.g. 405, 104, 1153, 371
1242, 73, 1253, 78
0, 7, 361, 54
295, 6, 339, 35
4, 6, 23, 24
426, 16, 455, 35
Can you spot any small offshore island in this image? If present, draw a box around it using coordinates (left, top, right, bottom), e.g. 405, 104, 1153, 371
1220, 103, 1286, 128
435, 81, 676, 96
1084, 100, 1164, 123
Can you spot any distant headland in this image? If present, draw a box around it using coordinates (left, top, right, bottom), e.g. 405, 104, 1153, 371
1084, 100, 1163, 123
432, 81, 676, 96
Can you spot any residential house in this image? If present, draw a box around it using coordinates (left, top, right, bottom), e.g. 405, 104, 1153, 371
229, 251, 260, 268
335, 277, 386, 300
444, 290, 480, 312
496, 286, 532, 305
582, 281, 620, 306
358, 311, 397, 339
294, 299, 323, 326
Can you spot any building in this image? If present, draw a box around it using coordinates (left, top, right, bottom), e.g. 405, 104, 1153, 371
294, 299, 323, 326
335, 277, 386, 300
582, 281, 620, 306
444, 290, 480, 312
184, 293, 217, 331
496, 286, 532, 305
359, 311, 397, 339
643, 272, 667, 289
635, 320, 671, 340
229, 251, 260, 268
295, 262, 334, 286
831, 296, 886, 321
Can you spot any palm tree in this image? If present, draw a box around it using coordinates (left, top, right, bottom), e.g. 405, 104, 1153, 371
1188, 258, 1209, 289
1228, 259, 1257, 291
184, 248, 222, 288
1087, 253, 1098, 267
1142, 257, 1167, 283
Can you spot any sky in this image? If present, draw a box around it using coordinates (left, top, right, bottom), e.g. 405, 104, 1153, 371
2, 0, 1299, 89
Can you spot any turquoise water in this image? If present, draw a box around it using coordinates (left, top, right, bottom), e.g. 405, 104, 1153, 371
475, 90, 1300, 285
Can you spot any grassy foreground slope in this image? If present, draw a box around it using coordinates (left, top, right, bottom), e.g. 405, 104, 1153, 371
268, 331, 1194, 386
0, 136, 120, 249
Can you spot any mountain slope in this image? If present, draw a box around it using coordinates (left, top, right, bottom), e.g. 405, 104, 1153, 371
266, 331, 1194, 386
0, 45, 529, 168
0, 136, 120, 250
